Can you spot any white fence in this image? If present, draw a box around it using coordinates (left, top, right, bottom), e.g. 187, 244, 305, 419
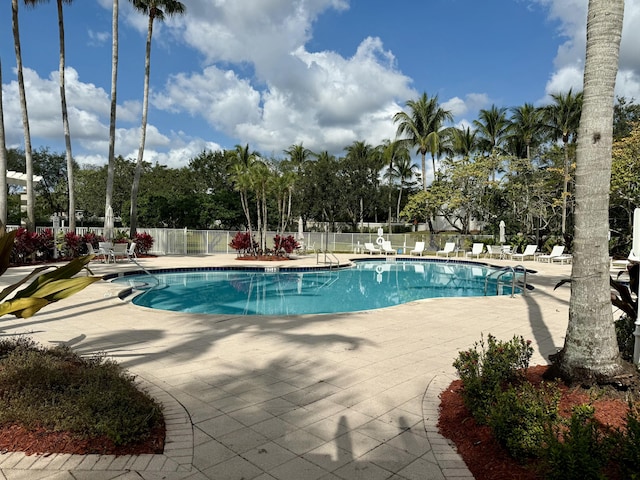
27, 226, 494, 256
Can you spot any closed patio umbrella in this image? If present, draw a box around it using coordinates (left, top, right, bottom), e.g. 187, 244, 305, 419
104, 204, 114, 242
499, 220, 506, 244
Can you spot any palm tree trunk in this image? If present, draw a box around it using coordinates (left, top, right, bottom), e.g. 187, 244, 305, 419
105, 0, 118, 233
130, 14, 154, 237
0, 60, 7, 234
554, 0, 625, 384
57, 0, 75, 231
420, 152, 427, 191
12, 0, 35, 232
561, 139, 569, 238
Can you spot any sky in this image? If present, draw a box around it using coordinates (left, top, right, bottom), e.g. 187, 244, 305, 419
1, 0, 640, 173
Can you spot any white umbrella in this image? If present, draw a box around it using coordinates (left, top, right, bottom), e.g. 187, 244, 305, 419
499, 220, 506, 244
297, 216, 304, 240
631, 208, 640, 261
104, 204, 114, 241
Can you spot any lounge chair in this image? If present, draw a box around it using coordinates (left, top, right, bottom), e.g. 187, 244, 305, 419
466, 243, 484, 259
536, 245, 565, 263
381, 241, 397, 255
510, 244, 537, 261
551, 253, 573, 264
486, 245, 503, 259
410, 241, 425, 256
436, 242, 456, 258
364, 242, 381, 255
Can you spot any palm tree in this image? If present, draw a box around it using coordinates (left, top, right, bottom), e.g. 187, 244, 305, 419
105, 0, 119, 239
553, 0, 625, 385
450, 126, 478, 160
11, 0, 36, 232
25, 0, 76, 230
228, 144, 260, 250
544, 88, 583, 238
390, 154, 419, 222
473, 105, 510, 181
509, 103, 545, 160
0, 60, 7, 233
380, 139, 410, 230
394, 92, 453, 190
129, 0, 186, 237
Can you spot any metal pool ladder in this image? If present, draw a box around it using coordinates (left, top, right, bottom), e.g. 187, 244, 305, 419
484, 265, 527, 297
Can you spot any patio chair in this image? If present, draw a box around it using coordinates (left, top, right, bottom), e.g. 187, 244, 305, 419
510, 244, 538, 261
111, 243, 129, 262
126, 242, 137, 261
97, 241, 113, 263
364, 242, 381, 255
536, 245, 565, 263
466, 243, 484, 259
486, 245, 503, 259
381, 241, 397, 255
435, 242, 456, 258
551, 253, 573, 265
410, 241, 425, 256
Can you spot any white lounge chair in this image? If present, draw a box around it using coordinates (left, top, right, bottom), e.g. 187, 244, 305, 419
551, 253, 573, 264
436, 242, 456, 258
536, 245, 565, 263
510, 244, 537, 261
364, 242, 381, 255
97, 241, 113, 263
381, 241, 396, 255
410, 241, 425, 256
466, 243, 484, 259
486, 245, 503, 259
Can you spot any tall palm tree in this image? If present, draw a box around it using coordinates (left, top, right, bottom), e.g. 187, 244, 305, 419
553, 0, 625, 385
11, 0, 36, 232
0, 60, 7, 233
25, 0, 76, 230
473, 105, 510, 181
129, 0, 186, 237
380, 139, 410, 230
544, 88, 583, 238
105, 0, 119, 239
509, 103, 545, 160
450, 126, 478, 160
390, 154, 418, 222
228, 144, 260, 249
394, 92, 453, 190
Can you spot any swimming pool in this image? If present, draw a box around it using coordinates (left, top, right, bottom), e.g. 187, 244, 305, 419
112, 260, 523, 316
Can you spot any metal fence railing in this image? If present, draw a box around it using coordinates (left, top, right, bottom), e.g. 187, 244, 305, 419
28, 226, 494, 256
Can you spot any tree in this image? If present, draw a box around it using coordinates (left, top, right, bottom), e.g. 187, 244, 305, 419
509, 103, 545, 161
129, 0, 186, 237
613, 96, 640, 140
0, 60, 8, 233
105, 0, 119, 236
11, 0, 36, 231
544, 89, 583, 239
552, 0, 626, 385
343, 140, 381, 231
24, 0, 76, 230
394, 92, 452, 189
473, 105, 510, 181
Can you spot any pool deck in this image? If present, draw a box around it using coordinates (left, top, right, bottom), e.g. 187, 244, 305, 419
0, 253, 581, 480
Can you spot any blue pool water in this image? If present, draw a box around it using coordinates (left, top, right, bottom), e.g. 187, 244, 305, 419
112, 260, 522, 316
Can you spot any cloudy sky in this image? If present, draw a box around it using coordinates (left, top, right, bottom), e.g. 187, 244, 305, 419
1, 0, 639, 172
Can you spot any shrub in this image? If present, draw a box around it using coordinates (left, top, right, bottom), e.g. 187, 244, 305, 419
81, 231, 102, 252
541, 404, 612, 480
274, 234, 299, 255
488, 381, 561, 461
615, 314, 635, 361
229, 231, 257, 256
134, 232, 154, 255
62, 231, 82, 258
453, 334, 533, 422
0, 338, 163, 446
612, 404, 640, 479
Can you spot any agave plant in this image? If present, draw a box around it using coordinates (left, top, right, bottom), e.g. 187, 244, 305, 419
0, 230, 100, 319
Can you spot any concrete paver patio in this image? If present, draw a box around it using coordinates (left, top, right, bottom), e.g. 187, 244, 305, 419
0, 253, 575, 479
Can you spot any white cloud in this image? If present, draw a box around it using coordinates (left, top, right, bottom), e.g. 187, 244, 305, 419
535, 0, 640, 103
